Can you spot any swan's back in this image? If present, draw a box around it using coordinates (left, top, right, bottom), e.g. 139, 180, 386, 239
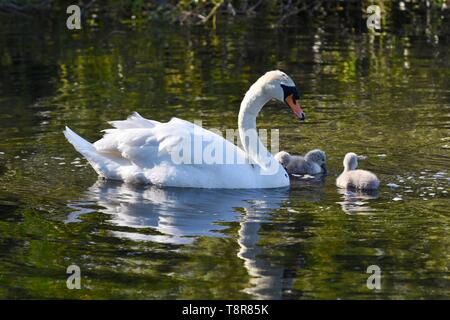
64, 112, 288, 188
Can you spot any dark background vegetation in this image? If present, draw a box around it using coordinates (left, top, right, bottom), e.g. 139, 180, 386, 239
0, 0, 449, 36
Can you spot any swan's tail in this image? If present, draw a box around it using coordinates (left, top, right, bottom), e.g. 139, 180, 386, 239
64, 126, 120, 179
64, 126, 95, 153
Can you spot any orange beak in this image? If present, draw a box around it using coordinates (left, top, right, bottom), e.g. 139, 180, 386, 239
286, 94, 305, 121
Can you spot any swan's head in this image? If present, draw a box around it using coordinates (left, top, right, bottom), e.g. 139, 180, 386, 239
259, 70, 305, 121
343, 152, 359, 171
305, 149, 327, 173
274, 151, 291, 168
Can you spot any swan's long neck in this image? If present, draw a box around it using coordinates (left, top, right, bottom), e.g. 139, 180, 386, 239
238, 85, 273, 167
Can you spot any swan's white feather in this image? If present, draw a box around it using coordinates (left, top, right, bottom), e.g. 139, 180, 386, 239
107, 112, 159, 130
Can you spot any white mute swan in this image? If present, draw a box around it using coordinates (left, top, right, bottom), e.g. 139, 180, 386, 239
274, 149, 327, 175
64, 70, 305, 188
336, 153, 380, 190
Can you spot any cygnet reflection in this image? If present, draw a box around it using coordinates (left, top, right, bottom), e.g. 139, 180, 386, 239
337, 188, 379, 215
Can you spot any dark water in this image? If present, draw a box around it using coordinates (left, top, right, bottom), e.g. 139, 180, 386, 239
0, 15, 449, 299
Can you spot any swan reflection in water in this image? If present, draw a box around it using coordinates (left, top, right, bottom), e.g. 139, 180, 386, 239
336, 188, 379, 215
67, 179, 316, 299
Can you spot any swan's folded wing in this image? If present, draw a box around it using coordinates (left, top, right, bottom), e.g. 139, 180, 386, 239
93, 117, 247, 169
152, 117, 249, 167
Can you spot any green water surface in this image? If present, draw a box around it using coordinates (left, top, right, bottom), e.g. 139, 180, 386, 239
0, 15, 449, 299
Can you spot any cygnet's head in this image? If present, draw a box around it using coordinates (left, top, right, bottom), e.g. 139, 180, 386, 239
274, 151, 291, 168
253, 70, 305, 121
305, 149, 326, 164
343, 152, 359, 171
305, 149, 327, 172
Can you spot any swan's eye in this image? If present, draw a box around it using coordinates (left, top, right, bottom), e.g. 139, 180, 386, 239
280, 84, 299, 101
